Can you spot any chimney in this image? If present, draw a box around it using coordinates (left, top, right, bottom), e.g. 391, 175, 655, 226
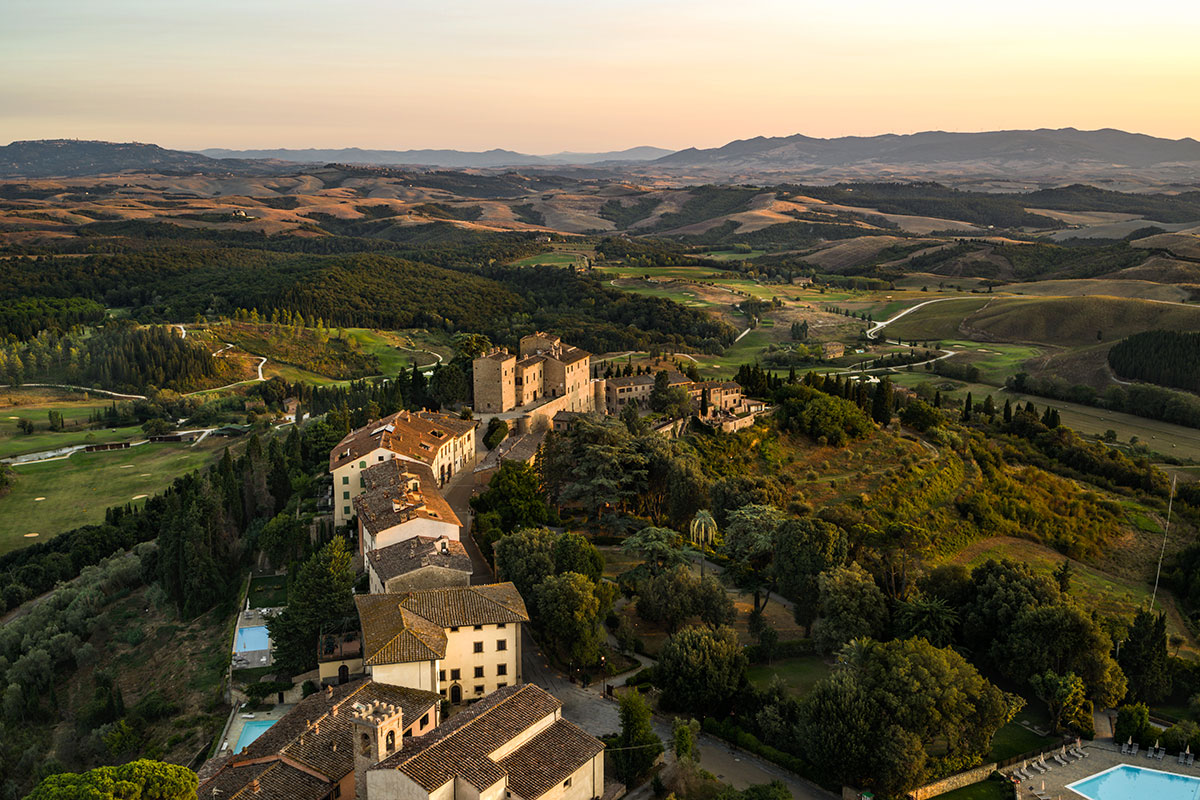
251, 779, 260, 794
326, 684, 334, 698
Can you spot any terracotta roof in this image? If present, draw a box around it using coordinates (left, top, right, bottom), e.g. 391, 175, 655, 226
198, 680, 440, 800
367, 536, 472, 583
353, 460, 461, 536
357, 584, 529, 666
480, 349, 515, 362
500, 719, 606, 799
516, 354, 545, 369
371, 684, 593, 794
356, 594, 448, 665
329, 410, 477, 472
398, 583, 529, 629
555, 346, 591, 365
606, 374, 656, 388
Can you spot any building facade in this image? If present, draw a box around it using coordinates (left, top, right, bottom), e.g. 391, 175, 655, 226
353, 460, 461, 562
367, 684, 604, 800
330, 410, 477, 527
473, 333, 592, 414
351, 584, 528, 704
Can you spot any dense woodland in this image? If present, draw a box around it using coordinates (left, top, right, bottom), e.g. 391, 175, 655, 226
1109, 330, 1200, 393
0, 297, 105, 340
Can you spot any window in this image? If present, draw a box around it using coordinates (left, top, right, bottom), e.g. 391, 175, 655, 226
439, 689, 447, 697
474, 685, 484, 694
497, 664, 507, 676
497, 623, 506, 629
420, 713, 429, 727
343, 491, 350, 500
343, 506, 350, 516
564, 778, 572, 788
450, 669, 460, 680
386, 730, 396, 754
473, 624, 483, 631
449, 626, 459, 632
439, 670, 446, 681
474, 666, 484, 678
334, 786, 341, 799
359, 477, 365, 488
359, 461, 366, 468
378, 455, 384, 461
342, 476, 349, 485
498, 682, 507, 689
496, 640, 507, 651
473, 642, 484, 653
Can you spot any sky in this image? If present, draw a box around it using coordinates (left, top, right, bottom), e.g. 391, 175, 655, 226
3, 0, 1200, 153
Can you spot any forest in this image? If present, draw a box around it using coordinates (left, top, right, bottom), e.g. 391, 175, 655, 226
790, 182, 1062, 229
2, 322, 223, 393
0, 297, 106, 340
1108, 330, 1200, 393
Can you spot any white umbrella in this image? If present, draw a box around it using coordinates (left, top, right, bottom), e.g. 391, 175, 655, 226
1188, 745, 1192, 755
1128, 736, 1133, 745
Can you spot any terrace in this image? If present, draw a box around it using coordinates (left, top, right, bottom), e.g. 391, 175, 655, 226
1004, 741, 1200, 800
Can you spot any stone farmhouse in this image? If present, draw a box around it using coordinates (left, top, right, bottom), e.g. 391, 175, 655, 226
198, 681, 604, 800
368, 683, 605, 800
330, 410, 477, 527
319, 584, 528, 705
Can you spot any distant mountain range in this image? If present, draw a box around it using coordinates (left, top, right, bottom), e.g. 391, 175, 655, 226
0, 139, 279, 178
5, 130, 1200, 183
653, 128, 1200, 172
196, 145, 675, 167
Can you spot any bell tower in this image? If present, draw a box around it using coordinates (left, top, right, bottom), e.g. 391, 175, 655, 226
351, 701, 404, 799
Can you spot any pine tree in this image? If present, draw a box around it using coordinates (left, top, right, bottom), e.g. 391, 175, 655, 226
1003, 398, 1012, 423
961, 392, 973, 423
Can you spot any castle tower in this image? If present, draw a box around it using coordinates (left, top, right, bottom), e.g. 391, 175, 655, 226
351, 701, 404, 799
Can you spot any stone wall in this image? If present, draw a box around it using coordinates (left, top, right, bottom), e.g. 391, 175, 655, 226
906, 763, 997, 800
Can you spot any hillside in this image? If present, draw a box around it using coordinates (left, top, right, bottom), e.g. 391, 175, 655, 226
0, 139, 283, 178
650, 128, 1200, 184
199, 145, 675, 166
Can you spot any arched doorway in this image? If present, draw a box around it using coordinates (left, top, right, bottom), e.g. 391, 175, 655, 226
450, 684, 462, 704
338, 665, 349, 685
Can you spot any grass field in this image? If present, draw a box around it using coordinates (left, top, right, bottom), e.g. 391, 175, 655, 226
508, 252, 587, 267
0, 396, 145, 459
0, 438, 227, 552
882, 297, 995, 340
890, 372, 1200, 462
987, 720, 1054, 762
701, 248, 766, 261
936, 780, 1008, 800
745, 655, 832, 698
594, 265, 726, 281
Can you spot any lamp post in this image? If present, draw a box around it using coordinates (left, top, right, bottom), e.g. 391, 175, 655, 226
600, 655, 606, 697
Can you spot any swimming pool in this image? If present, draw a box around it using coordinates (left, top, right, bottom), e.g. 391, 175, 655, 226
1067, 764, 1200, 800
234, 626, 269, 653
235, 719, 277, 752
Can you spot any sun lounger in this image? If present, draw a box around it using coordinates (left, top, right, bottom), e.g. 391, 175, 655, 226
1180, 753, 1187, 764
1053, 754, 1069, 766
1158, 748, 1166, 760
1033, 791, 1051, 800
1132, 744, 1140, 756
1121, 743, 1129, 754
1188, 753, 1195, 766
1071, 746, 1088, 758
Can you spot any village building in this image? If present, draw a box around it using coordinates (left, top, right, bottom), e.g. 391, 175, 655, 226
366, 535, 472, 594
472, 334, 598, 430
352, 459, 461, 560
329, 410, 477, 527
822, 341, 846, 360
318, 584, 528, 703
603, 371, 691, 415
196, 679, 442, 800
368, 683, 605, 800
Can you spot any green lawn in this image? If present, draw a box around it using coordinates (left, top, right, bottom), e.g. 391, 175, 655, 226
248, 575, 288, 608
0, 439, 227, 553
701, 249, 766, 261
594, 265, 725, 281
0, 421, 143, 459
745, 655, 832, 698
937, 780, 1009, 800
988, 720, 1054, 761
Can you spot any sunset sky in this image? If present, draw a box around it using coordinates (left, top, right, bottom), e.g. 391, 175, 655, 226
3, 0, 1199, 152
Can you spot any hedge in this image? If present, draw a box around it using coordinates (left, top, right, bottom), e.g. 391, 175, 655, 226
701, 717, 808, 775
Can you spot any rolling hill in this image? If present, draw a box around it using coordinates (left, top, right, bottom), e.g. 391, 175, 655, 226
0, 139, 284, 178
198, 145, 675, 167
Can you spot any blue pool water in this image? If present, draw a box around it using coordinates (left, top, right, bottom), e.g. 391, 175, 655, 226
1068, 765, 1200, 800
235, 719, 277, 752
234, 625, 269, 653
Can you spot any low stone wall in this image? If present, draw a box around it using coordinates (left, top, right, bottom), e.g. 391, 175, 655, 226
907, 763, 997, 800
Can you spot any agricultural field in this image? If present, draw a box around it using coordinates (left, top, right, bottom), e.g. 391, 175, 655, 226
892, 373, 1200, 462
0, 438, 228, 552
700, 248, 766, 261
508, 251, 589, 267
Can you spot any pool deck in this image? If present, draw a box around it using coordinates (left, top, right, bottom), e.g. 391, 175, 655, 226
1007, 741, 1200, 799
232, 607, 277, 669
219, 704, 294, 756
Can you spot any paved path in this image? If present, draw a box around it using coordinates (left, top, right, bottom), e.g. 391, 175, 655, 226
865, 296, 969, 340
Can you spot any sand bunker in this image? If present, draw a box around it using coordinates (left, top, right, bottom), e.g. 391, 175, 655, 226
24, 533, 38, 538
132, 494, 148, 500
34, 497, 45, 501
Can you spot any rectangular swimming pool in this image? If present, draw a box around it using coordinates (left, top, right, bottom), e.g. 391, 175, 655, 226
1068, 764, 1200, 800
234, 626, 269, 653
235, 719, 277, 752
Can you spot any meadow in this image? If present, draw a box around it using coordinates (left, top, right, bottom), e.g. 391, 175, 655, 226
0, 438, 227, 552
